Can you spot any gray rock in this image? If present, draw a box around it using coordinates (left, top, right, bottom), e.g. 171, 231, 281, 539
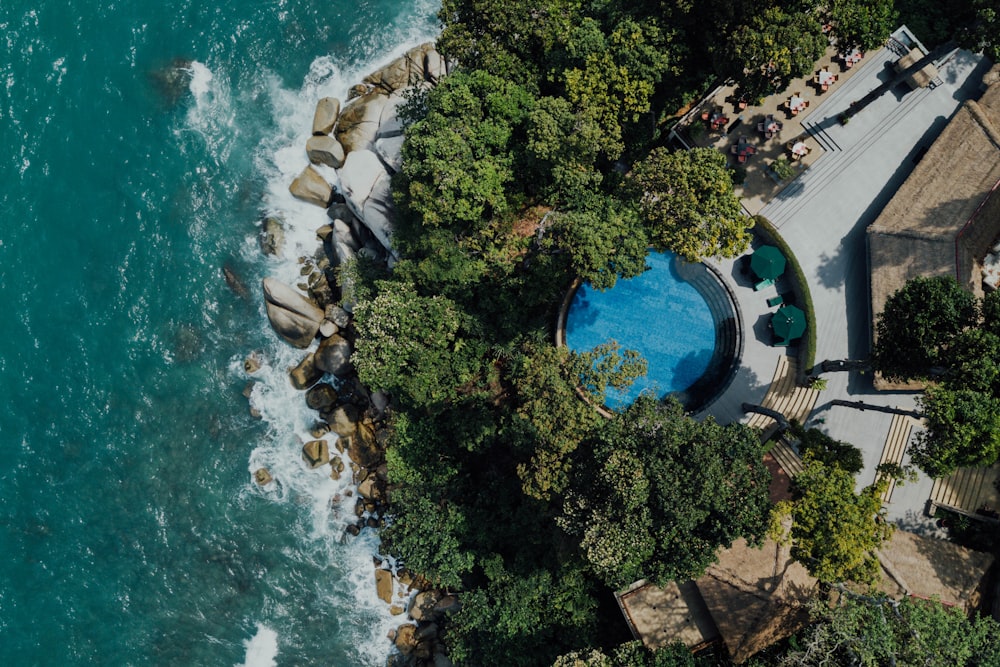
306, 135, 345, 169
326, 404, 360, 438
326, 305, 351, 329
374, 134, 405, 174
260, 216, 286, 256
314, 333, 352, 375
312, 96, 340, 135
263, 277, 325, 348
289, 165, 332, 208
319, 319, 338, 338
338, 149, 396, 254
335, 92, 389, 154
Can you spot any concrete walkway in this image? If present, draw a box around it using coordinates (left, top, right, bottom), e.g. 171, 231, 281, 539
698, 38, 990, 534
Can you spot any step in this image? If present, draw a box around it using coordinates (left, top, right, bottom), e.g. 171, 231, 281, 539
873, 411, 916, 503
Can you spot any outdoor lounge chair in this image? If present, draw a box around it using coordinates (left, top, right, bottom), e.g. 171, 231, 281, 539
754, 277, 774, 291
767, 295, 784, 307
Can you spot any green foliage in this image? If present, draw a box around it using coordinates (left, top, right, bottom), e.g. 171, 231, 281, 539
777, 595, 1000, 666
630, 147, 751, 262
526, 96, 606, 205
552, 640, 705, 666
778, 460, 892, 585
873, 276, 978, 382
397, 70, 535, 234
791, 422, 864, 475
769, 156, 795, 181
352, 281, 488, 409
912, 385, 1000, 478
504, 342, 642, 500
445, 556, 599, 667
827, 0, 897, 51
723, 7, 826, 101
560, 396, 771, 587
544, 198, 649, 289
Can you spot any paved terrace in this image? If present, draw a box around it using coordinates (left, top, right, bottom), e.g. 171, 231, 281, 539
696, 40, 990, 533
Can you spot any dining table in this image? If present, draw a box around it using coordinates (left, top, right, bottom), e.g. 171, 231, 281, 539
788, 95, 805, 113
818, 69, 835, 86
791, 141, 809, 157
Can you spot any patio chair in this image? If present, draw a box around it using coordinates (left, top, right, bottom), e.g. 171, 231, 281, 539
757, 121, 765, 133
701, 110, 710, 121
731, 144, 740, 154
754, 277, 774, 291
738, 154, 747, 163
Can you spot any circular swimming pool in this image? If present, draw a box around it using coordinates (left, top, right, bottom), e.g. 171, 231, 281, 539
563, 251, 741, 412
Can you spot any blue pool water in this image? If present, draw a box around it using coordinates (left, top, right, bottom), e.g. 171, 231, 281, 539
565, 252, 724, 410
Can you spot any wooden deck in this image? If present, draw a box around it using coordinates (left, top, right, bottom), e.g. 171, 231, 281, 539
745, 355, 820, 431
873, 412, 920, 504
930, 463, 1000, 518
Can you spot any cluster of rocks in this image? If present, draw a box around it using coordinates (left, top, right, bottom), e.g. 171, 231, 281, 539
247, 43, 461, 667
288, 42, 452, 266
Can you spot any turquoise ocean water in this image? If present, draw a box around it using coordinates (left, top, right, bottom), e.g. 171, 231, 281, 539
0, 1, 437, 664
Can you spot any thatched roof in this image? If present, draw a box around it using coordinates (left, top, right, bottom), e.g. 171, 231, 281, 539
876, 529, 994, 611
616, 579, 719, 651
696, 537, 819, 664
868, 65, 1000, 389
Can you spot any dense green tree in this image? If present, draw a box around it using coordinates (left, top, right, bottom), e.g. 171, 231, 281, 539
774, 460, 892, 585
560, 396, 771, 587
912, 385, 1000, 478
506, 341, 646, 500
629, 147, 751, 261
396, 70, 535, 236
445, 556, 599, 667
827, 0, 897, 51
723, 6, 826, 102
552, 640, 704, 666
352, 281, 489, 410
943, 328, 1000, 393
776, 595, 1000, 666
791, 422, 864, 475
543, 197, 649, 290
872, 276, 978, 382
525, 95, 607, 204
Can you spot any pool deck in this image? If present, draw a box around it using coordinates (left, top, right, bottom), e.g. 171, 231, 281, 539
695, 41, 990, 534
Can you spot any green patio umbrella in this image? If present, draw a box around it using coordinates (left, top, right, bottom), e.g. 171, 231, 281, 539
751, 245, 786, 281
771, 305, 806, 341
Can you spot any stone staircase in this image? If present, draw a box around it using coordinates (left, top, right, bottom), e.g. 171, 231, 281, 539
745, 355, 820, 431
761, 51, 939, 228
769, 436, 805, 478
872, 412, 920, 503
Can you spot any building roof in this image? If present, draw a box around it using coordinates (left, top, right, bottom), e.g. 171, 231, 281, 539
868, 65, 1000, 388
876, 529, 994, 611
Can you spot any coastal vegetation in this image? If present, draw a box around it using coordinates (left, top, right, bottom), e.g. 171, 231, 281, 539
333, 0, 1000, 663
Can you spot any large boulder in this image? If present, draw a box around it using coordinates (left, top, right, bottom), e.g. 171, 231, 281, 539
306, 135, 345, 169
305, 382, 338, 412
363, 43, 443, 93
289, 352, 324, 390
314, 333, 352, 376
263, 277, 324, 348
375, 568, 394, 604
408, 591, 442, 622
302, 440, 330, 468
394, 624, 418, 656
325, 404, 360, 438
338, 149, 395, 254
312, 96, 340, 135
375, 92, 407, 139
348, 421, 382, 468
335, 92, 389, 154
289, 165, 333, 208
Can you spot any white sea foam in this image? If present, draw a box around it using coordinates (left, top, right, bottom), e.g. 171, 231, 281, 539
236, 624, 279, 667
236, 22, 439, 664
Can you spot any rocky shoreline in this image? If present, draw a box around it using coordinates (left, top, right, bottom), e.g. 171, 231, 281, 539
244, 43, 458, 666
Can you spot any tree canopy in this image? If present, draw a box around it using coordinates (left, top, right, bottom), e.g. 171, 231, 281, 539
629, 147, 751, 262
774, 460, 892, 585
559, 396, 772, 588
872, 276, 978, 382
775, 595, 1000, 666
